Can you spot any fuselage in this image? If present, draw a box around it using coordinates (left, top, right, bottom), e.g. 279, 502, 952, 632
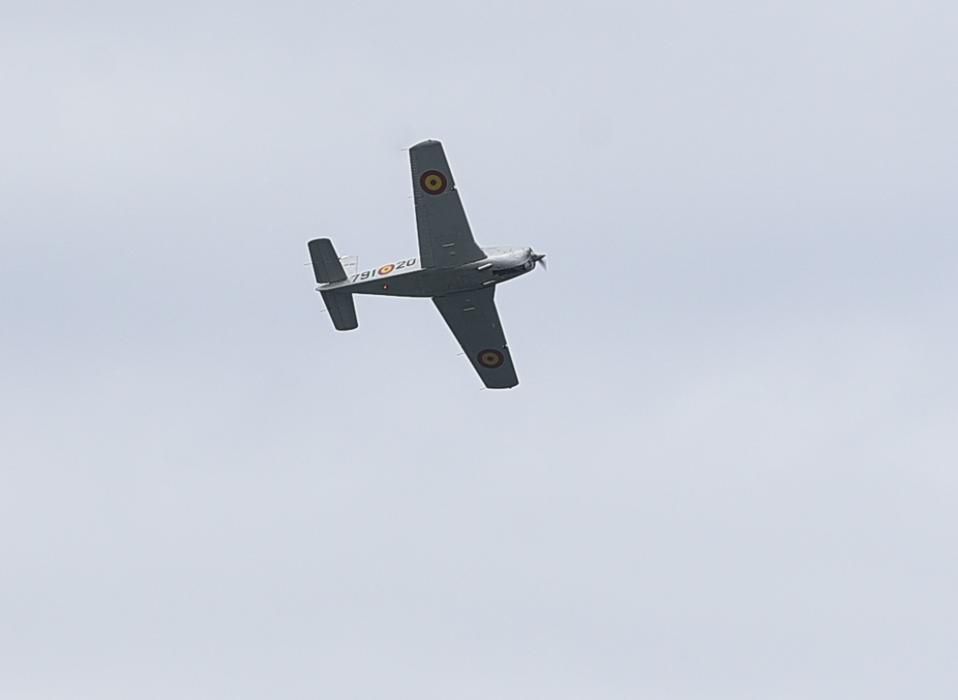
318, 246, 538, 298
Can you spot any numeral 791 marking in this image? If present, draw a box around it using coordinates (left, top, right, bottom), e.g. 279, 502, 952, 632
350, 258, 417, 283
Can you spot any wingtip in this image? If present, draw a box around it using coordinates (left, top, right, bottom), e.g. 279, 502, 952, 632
410, 138, 442, 150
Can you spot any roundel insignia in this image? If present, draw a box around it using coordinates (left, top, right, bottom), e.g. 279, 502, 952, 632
378, 263, 395, 276
420, 170, 447, 195
477, 349, 505, 369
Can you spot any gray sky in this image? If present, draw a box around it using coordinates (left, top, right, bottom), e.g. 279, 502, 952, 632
2, 1, 956, 697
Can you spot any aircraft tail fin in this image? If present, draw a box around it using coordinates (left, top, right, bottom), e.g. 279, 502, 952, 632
339, 255, 359, 277
320, 290, 358, 331
308, 238, 348, 283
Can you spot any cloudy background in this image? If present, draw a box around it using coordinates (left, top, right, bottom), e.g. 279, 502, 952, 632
2, 1, 956, 697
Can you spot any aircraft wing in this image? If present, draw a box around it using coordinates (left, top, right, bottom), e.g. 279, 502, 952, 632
410, 140, 486, 268
433, 287, 518, 389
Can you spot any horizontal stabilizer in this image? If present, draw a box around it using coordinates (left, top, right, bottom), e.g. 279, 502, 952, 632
308, 238, 347, 283
321, 291, 358, 331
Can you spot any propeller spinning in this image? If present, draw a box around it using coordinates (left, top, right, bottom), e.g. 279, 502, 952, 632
531, 251, 547, 271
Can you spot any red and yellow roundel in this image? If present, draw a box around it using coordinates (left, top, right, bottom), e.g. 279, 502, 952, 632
378, 263, 395, 276
477, 349, 505, 369
420, 170, 447, 195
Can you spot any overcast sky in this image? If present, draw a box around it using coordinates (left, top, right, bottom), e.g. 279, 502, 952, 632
1, 1, 956, 698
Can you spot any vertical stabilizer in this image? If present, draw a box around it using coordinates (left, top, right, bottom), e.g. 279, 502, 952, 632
339, 255, 359, 277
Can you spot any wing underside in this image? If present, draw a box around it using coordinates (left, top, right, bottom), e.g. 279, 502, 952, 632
433, 287, 518, 389
410, 140, 485, 269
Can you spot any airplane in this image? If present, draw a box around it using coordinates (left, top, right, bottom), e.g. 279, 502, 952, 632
307, 139, 544, 389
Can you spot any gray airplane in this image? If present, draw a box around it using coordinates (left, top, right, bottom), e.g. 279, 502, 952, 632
308, 139, 544, 389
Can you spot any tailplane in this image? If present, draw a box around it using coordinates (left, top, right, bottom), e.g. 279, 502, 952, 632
320, 290, 358, 330
308, 238, 359, 331
308, 238, 348, 283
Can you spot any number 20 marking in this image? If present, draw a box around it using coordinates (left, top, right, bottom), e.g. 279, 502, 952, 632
350, 258, 416, 283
